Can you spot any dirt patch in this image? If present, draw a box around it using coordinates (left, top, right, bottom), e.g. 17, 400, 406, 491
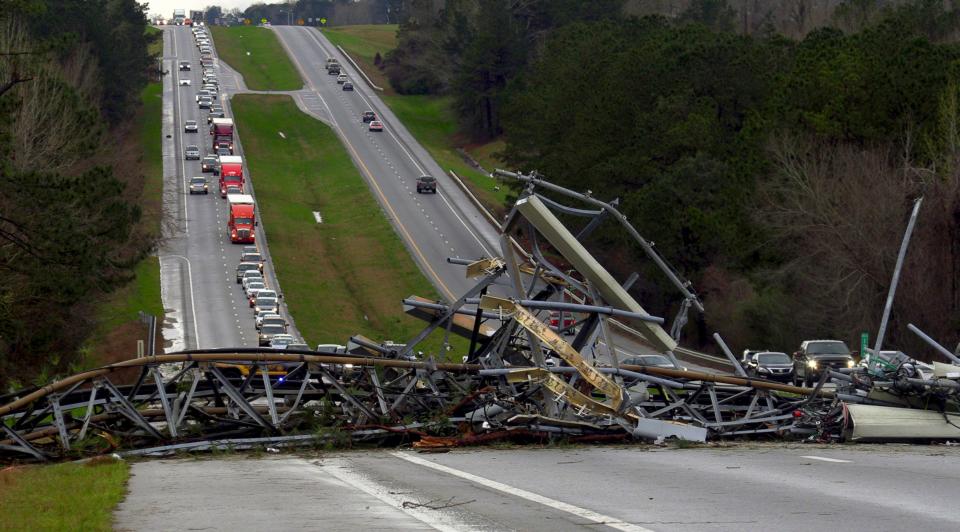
91, 321, 163, 384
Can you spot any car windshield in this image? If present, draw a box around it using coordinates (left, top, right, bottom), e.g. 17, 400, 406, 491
261, 325, 284, 335
257, 291, 277, 299
758, 353, 791, 364
239, 263, 258, 271
419, 176, 435, 182
808, 341, 849, 355
242, 254, 262, 261
234, 217, 253, 225
247, 283, 265, 290
263, 318, 284, 325
186, 120, 196, 126
186, 146, 198, 152
255, 297, 277, 307
190, 178, 205, 184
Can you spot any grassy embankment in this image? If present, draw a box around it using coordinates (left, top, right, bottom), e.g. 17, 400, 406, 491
2, 26, 161, 532
232, 95, 465, 357
0, 460, 129, 530
211, 26, 302, 90
85, 28, 165, 365
321, 25, 511, 216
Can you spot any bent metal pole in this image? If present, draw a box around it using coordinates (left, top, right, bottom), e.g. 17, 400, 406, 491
873, 197, 923, 356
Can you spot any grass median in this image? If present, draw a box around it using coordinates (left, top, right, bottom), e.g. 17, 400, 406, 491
211, 26, 302, 91
0, 459, 129, 530
232, 94, 465, 357
322, 25, 510, 215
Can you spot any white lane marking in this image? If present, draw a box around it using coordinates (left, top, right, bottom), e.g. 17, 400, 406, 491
163, 254, 202, 349
321, 458, 468, 532
313, 211, 323, 223
801, 456, 851, 463
391, 452, 652, 532
173, 42, 190, 236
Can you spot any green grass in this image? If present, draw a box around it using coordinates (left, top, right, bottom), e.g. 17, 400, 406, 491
382, 95, 511, 213
323, 25, 511, 215
232, 94, 466, 358
0, 460, 129, 531
140, 82, 163, 236
210, 26, 302, 91
146, 26, 163, 58
322, 24, 397, 63
97, 257, 163, 331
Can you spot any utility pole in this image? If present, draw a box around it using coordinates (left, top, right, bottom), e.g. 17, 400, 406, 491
873, 197, 923, 355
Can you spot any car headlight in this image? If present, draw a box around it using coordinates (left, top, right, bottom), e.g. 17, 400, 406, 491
807, 359, 818, 369
847, 360, 855, 368
758, 367, 769, 373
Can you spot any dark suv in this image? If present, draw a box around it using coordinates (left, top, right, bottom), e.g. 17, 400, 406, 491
793, 340, 854, 387
416, 175, 437, 194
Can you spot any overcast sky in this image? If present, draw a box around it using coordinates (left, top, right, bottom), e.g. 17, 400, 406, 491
144, 0, 257, 19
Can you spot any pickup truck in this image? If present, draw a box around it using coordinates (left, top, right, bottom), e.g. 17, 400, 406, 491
793, 340, 855, 387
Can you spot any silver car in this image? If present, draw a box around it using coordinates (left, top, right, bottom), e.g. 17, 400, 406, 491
184, 119, 198, 133
253, 296, 279, 317
270, 335, 297, 350
188, 176, 208, 194
258, 314, 286, 330
241, 271, 264, 290
184, 145, 200, 160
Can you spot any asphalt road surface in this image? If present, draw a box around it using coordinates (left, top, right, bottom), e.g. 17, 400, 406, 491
267, 26, 722, 372
159, 26, 297, 351
271, 25, 506, 302
115, 445, 960, 531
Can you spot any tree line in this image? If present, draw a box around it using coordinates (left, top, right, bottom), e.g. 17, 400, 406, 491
390, 0, 960, 357
0, 0, 155, 389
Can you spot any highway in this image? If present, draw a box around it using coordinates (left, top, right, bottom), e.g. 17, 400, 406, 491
116, 25, 952, 532
116, 444, 960, 531
271, 26, 505, 302
159, 26, 297, 351
269, 26, 723, 371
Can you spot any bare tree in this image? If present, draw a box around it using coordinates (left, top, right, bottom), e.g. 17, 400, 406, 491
0, 19, 103, 172
756, 133, 960, 358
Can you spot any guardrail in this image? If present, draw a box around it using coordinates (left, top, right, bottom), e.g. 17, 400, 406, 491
336, 44, 384, 91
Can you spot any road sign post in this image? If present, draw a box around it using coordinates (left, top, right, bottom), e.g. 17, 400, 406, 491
860, 332, 870, 368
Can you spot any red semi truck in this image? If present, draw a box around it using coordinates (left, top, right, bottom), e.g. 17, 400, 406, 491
211, 117, 235, 153
218, 155, 244, 197
227, 194, 256, 244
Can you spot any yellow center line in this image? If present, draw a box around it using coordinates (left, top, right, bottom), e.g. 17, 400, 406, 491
339, 137, 456, 301
273, 27, 457, 301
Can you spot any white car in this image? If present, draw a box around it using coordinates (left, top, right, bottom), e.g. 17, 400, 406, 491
179, 79, 191, 86
258, 314, 286, 330
336, 74, 348, 84
253, 296, 279, 317
240, 271, 264, 290
245, 281, 266, 300
270, 334, 297, 349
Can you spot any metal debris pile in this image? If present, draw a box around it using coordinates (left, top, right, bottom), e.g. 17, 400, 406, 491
0, 175, 955, 461
792, 339, 960, 442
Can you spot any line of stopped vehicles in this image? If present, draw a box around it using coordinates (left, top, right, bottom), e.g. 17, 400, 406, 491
179, 26, 300, 354
178, 29, 438, 356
